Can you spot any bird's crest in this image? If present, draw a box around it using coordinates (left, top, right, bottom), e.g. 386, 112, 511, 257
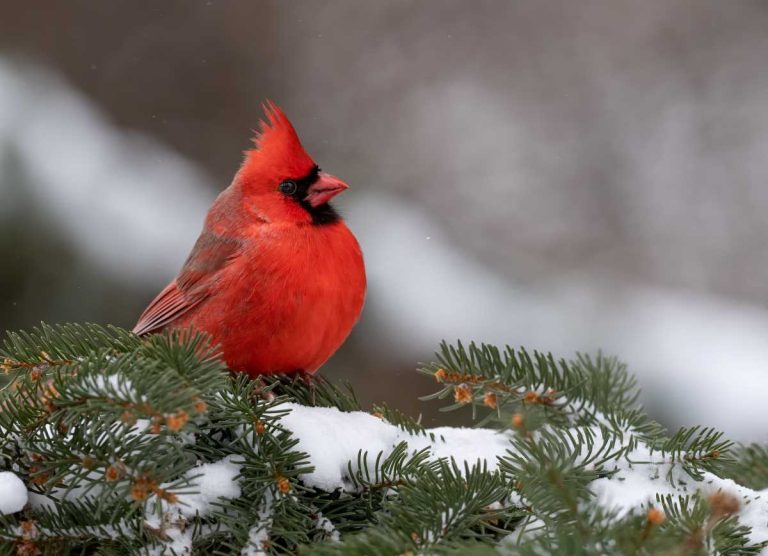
242, 101, 316, 180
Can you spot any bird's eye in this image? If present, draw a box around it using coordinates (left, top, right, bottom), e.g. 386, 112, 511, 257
279, 180, 298, 195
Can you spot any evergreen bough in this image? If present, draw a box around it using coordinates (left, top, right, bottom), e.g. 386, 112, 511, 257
0, 324, 765, 555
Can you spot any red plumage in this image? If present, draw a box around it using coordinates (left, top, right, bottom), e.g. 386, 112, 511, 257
134, 102, 366, 376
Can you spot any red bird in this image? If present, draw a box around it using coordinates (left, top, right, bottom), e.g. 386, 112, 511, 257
133, 102, 366, 377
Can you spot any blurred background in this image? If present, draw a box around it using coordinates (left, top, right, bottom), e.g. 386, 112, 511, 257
1, 1, 767, 440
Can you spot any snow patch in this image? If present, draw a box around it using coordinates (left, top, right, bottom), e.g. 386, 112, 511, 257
280, 403, 768, 548
176, 455, 243, 518
242, 491, 274, 556
278, 402, 510, 491
0, 472, 28, 515
591, 440, 768, 546
144, 456, 243, 554
315, 511, 340, 542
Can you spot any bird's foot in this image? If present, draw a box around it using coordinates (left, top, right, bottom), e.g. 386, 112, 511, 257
295, 370, 317, 406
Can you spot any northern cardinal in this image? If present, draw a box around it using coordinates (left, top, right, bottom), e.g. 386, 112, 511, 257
133, 102, 366, 377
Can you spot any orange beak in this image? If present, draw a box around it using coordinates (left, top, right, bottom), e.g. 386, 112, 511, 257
305, 172, 349, 208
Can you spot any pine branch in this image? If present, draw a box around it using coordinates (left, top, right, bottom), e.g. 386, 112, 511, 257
1, 325, 767, 555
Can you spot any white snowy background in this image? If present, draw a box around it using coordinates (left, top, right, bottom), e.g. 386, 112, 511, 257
3, 3, 768, 550
1, 57, 767, 442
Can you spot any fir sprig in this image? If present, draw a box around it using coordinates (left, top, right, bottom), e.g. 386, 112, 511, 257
0, 325, 766, 555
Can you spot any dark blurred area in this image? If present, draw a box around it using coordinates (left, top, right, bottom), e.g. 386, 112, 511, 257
2, 1, 768, 438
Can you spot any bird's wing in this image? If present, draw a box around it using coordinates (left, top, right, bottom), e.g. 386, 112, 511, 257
132, 231, 243, 335
131, 280, 202, 336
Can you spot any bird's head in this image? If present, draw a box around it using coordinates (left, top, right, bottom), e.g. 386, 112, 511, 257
236, 101, 349, 225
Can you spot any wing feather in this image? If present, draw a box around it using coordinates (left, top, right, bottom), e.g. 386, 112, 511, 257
132, 231, 242, 335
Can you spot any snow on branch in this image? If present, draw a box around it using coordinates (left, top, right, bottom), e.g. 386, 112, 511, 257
1, 324, 768, 554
